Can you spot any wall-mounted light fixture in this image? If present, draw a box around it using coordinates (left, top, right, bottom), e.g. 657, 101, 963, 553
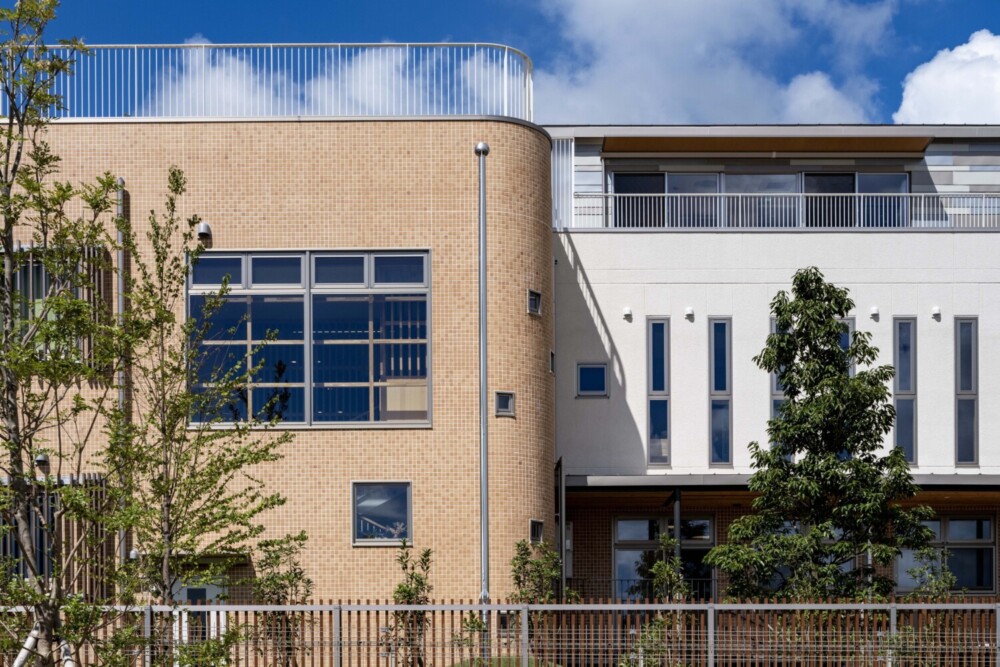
622, 307, 633, 321
870, 306, 879, 320
684, 307, 694, 321
931, 306, 942, 320
196, 221, 212, 241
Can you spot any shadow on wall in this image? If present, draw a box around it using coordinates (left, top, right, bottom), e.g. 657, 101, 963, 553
555, 233, 645, 475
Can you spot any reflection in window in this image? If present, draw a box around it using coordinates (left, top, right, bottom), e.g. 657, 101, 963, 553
613, 517, 715, 600
955, 319, 977, 464
353, 482, 411, 542
709, 319, 731, 464
899, 517, 994, 592
894, 318, 917, 463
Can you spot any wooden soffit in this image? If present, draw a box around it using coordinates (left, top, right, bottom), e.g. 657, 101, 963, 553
603, 135, 934, 155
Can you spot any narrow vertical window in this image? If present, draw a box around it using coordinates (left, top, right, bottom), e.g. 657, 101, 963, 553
894, 318, 917, 464
709, 319, 732, 465
648, 319, 669, 464
956, 318, 978, 465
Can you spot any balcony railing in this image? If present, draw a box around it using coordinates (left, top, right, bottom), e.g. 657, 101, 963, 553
568, 193, 1000, 230
17, 43, 533, 120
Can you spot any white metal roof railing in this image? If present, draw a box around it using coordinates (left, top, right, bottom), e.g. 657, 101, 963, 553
11, 43, 533, 121
567, 192, 1000, 230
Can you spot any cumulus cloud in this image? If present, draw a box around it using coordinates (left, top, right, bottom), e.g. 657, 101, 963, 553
142, 42, 525, 118
533, 0, 893, 124
893, 30, 1000, 123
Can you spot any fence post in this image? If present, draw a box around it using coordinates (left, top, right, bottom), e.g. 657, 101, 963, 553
520, 606, 529, 667
143, 604, 152, 667
889, 603, 897, 667
995, 603, 1000, 661
334, 605, 342, 667
707, 604, 715, 667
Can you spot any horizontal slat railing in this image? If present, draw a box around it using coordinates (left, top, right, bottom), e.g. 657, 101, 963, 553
11, 43, 533, 120
3, 600, 999, 665
571, 193, 1000, 230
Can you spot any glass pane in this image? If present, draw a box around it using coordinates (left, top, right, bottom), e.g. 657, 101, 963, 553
373, 256, 424, 285
711, 399, 731, 464
896, 320, 914, 392
804, 173, 855, 194
839, 326, 851, 353
578, 365, 606, 394
313, 296, 370, 341
373, 295, 428, 340
375, 343, 427, 380
192, 387, 248, 423
615, 174, 664, 228
251, 256, 301, 285
616, 173, 664, 194
650, 322, 666, 392
313, 387, 370, 422
949, 548, 993, 590
191, 256, 241, 286
375, 385, 428, 421
251, 296, 304, 340
617, 519, 660, 542
895, 398, 915, 462
712, 322, 728, 392
858, 173, 908, 194
614, 549, 658, 599
190, 296, 247, 341
315, 256, 365, 285
313, 344, 369, 383
253, 387, 305, 423
354, 483, 410, 541
681, 519, 712, 542
922, 520, 942, 540
668, 173, 718, 194
196, 344, 246, 384
649, 399, 669, 463
724, 174, 797, 193
681, 549, 714, 600
253, 344, 305, 384
958, 321, 975, 392
957, 398, 977, 463
948, 519, 992, 541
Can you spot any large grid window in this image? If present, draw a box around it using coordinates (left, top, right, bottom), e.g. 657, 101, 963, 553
956, 318, 978, 464
709, 319, 732, 465
898, 518, 994, 592
648, 319, 670, 465
894, 318, 917, 464
189, 252, 429, 426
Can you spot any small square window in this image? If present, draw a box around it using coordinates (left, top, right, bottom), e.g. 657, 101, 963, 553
495, 391, 515, 417
530, 519, 545, 544
527, 290, 542, 315
577, 363, 608, 397
352, 482, 411, 545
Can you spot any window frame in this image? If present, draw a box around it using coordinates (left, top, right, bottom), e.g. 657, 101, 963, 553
955, 317, 978, 466
527, 289, 542, 316
188, 250, 431, 428
897, 516, 995, 593
647, 318, 670, 465
612, 515, 716, 600
529, 519, 545, 544
709, 318, 733, 466
577, 362, 609, 398
894, 317, 917, 464
495, 391, 515, 417
351, 480, 413, 547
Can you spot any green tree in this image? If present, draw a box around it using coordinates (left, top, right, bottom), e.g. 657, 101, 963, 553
384, 540, 433, 667
705, 267, 933, 600
251, 531, 314, 667
109, 165, 293, 607
0, 2, 137, 663
509, 540, 564, 604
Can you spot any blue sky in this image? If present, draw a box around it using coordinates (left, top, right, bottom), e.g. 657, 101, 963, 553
47, 0, 1000, 124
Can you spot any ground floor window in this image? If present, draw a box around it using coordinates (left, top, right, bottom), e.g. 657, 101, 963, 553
613, 516, 714, 600
897, 517, 994, 593
352, 481, 412, 544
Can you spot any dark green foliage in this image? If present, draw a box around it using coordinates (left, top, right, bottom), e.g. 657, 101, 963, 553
705, 267, 933, 600
509, 540, 566, 604
385, 540, 433, 666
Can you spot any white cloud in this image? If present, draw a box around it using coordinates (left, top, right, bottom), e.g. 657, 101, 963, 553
142, 43, 523, 118
533, 0, 892, 124
893, 30, 1000, 124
